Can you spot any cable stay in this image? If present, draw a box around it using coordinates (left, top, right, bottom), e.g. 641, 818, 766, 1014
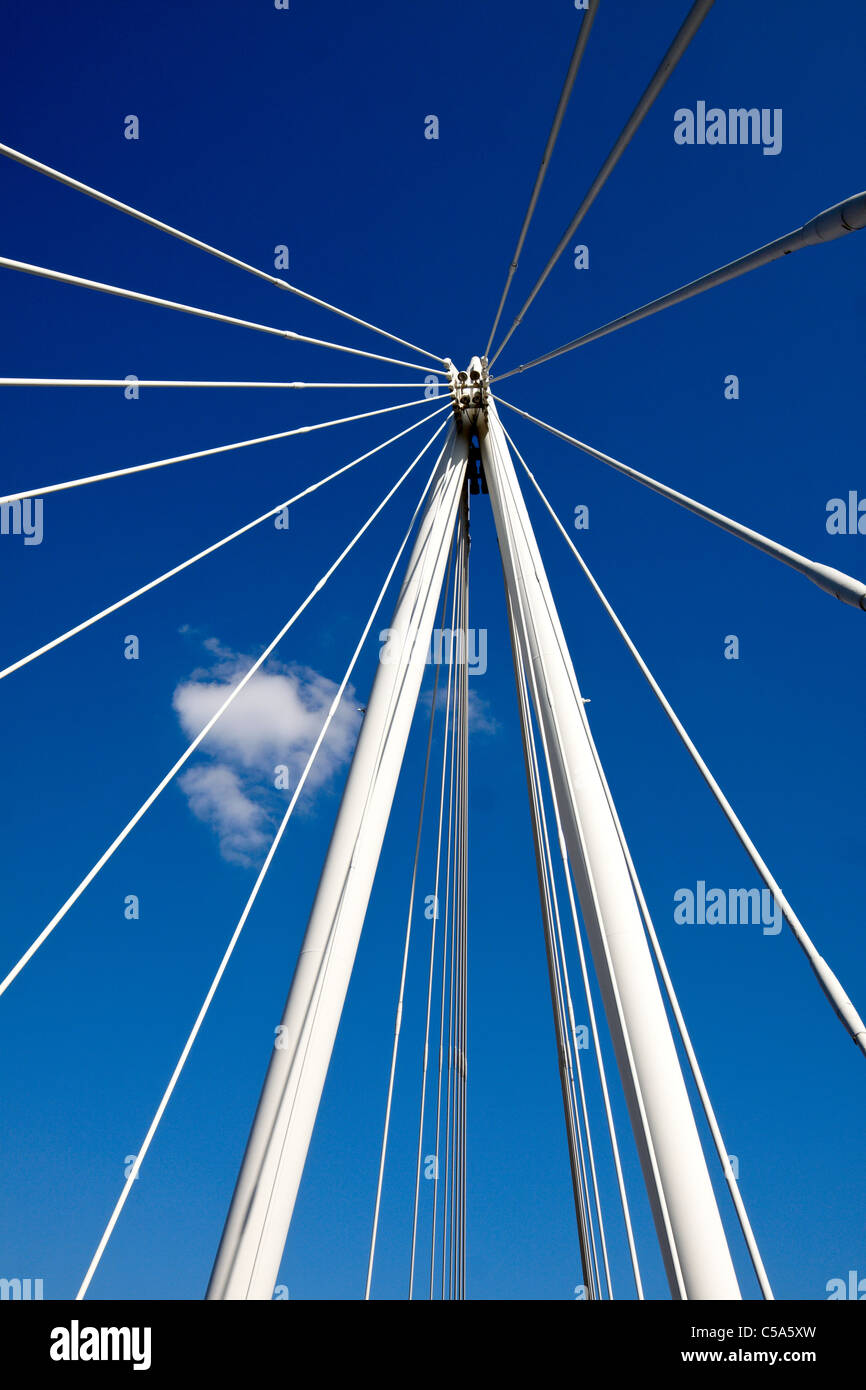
493, 191, 866, 379
408, 537, 461, 1300
497, 432, 643, 1297
440, 510, 469, 1301
0, 405, 450, 682
514, 569, 646, 1297
504, 421, 777, 1294
454, 496, 470, 1300
0, 139, 444, 364
506, 585, 598, 1295
205, 426, 468, 1302
0, 378, 442, 391
0, 417, 450, 1001
534, 706, 613, 1299
496, 397, 866, 611
76, 428, 455, 1301
484, 0, 601, 356
530, 686, 647, 1301
429, 551, 463, 1300
484, 401, 739, 1298
365, 532, 456, 1300
0, 396, 439, 509
505, 422, 866, 1063
503, 473, 648, 1301
489, 0, 716, 366
0, 256, 447, 376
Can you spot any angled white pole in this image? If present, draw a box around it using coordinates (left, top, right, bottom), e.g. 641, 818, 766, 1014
489, 0, 717, 365
0, 256, 444, 377
481, 396, 740, 1301
508, 427, 866, 1064
504, 583, 597, 1291
484, 0, 601, 355
497, 397, 866, 611
0, 396, 437, 508
207, 425, 469, 1300
0, 139, 444, 363
494, 190, 866, 378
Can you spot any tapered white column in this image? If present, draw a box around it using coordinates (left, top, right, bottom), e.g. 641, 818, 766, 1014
208, 424, 468, 1300
481, 401, 740, 1300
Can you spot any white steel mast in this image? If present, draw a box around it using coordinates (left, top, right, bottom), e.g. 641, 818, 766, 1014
207, 359, 742, 1301
480, 384, 741, 1301
207, 423, 469, 1300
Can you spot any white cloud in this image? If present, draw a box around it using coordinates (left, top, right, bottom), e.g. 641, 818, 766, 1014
179, 763, 271, 865
173, 640, 362, 865
466, 689, 499, 735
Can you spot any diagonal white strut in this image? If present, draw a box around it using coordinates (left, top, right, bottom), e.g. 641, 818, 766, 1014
481, 399, 741, 1300
207, 424, 468, 1300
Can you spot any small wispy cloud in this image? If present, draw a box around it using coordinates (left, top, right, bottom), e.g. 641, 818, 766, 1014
173, 637, 362, 866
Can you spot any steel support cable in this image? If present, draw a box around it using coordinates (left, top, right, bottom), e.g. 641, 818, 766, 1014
75, 431, 454, 1301
432, 709, 457, 1301
506, 577, 598, 1298
0, 140, 444, 364
501, 533, 597, 1293
526, 670, 609, 1299
409, 535, 461, 1299
244, 430, 453, 1289
525, 687, 612, 1299
576, 691, 775, 1299
497, 436, 610, 1292
459, 501, 470, 1300
432, 663, 458, 1300
453, 502, 468, 1302
536, 754, 602, 1298
459, 510, 470, 1300
0, 418, 450, 1001
0, 379, 444, 391
554, 801, 646, 1298
489, 0, 716, 366
516, 604, 645, 1296
484, 0, 601, 356
493, 190, 866, 380
502, 423, 779, 1291
594, 792, 774, 1300
496, 398, 866, 612
488, 414, 687, 1296
0, 256, 447, 377
492, 421, 645, 1297
443, 522, 468, 1300
430, 564, 462, 1299
228, 433, 467, 1301
504, 449, 842, 1287
549, 863, 611, 1299
445, 541, 463, 1300
0, 396, 438, 510
0, 406, 451, 683
501, 419, 866, 1060
511, 593, 621, 1301
364, 539, 456, 1301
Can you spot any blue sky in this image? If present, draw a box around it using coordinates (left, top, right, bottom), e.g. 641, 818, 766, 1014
1, 0, 865, 1301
